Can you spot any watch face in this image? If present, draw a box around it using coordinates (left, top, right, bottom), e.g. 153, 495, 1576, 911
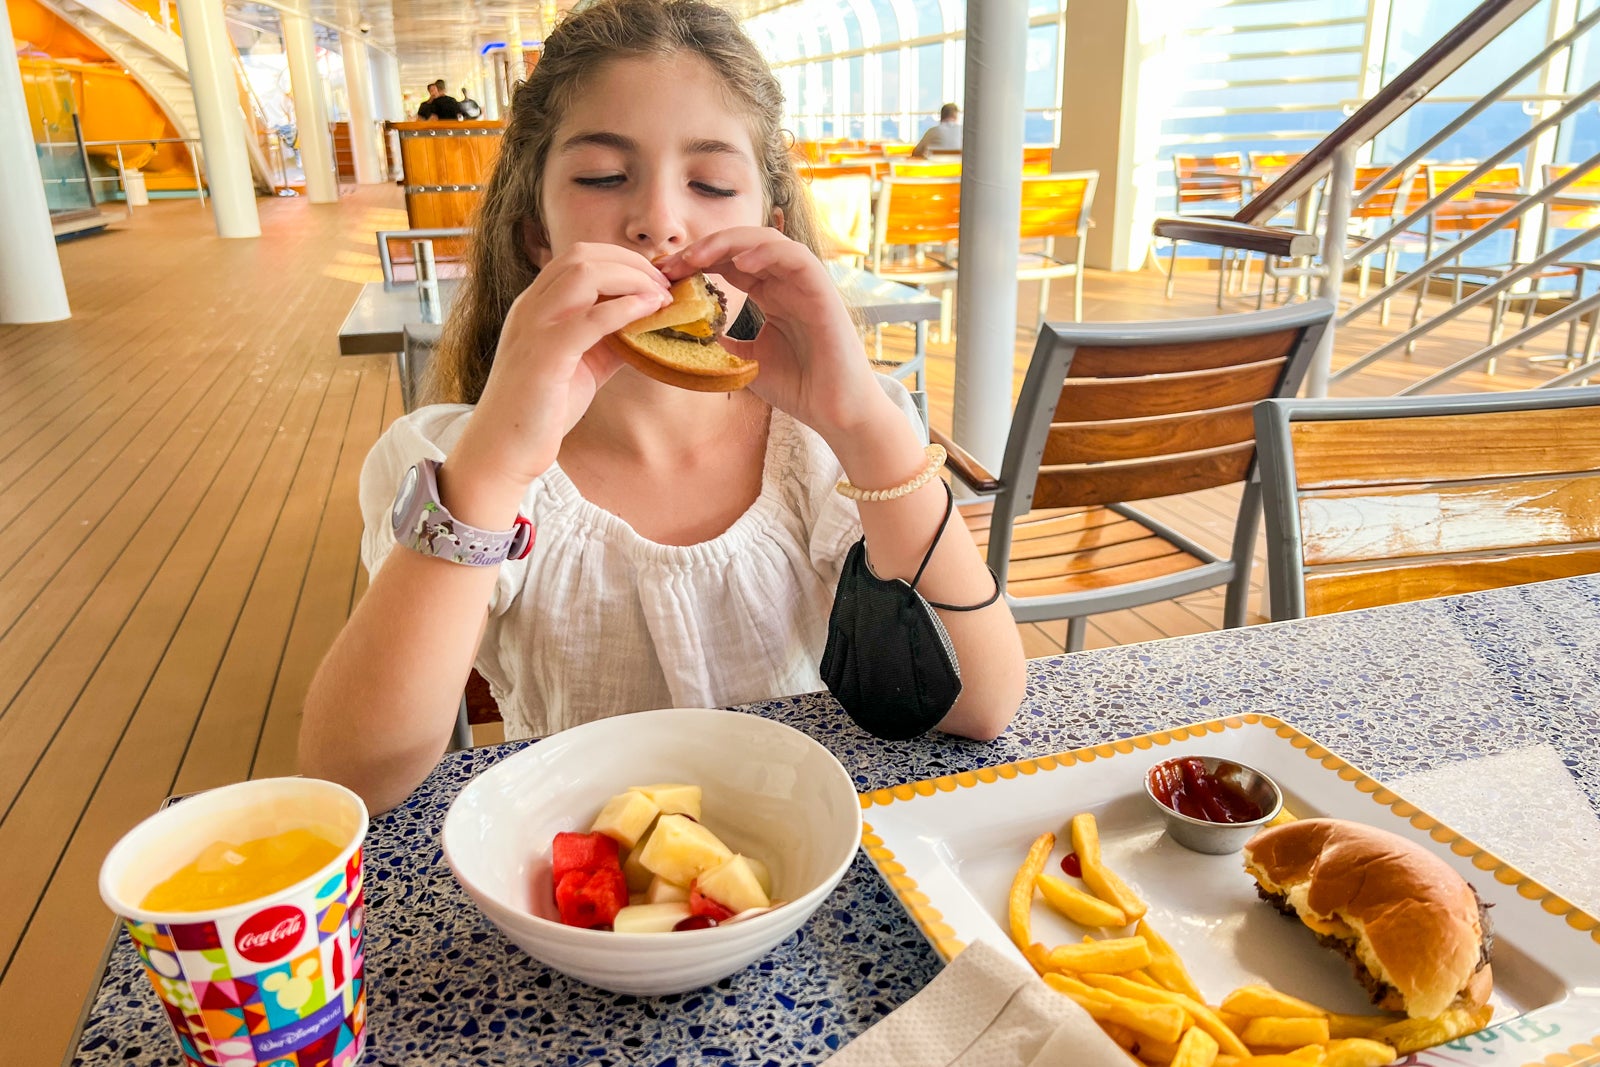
392, 464, 420, 533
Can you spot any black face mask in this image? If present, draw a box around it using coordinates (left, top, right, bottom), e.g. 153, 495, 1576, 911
820, 483, 998, 740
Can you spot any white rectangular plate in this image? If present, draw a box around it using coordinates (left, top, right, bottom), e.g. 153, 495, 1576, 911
860, 715, 1600, 1057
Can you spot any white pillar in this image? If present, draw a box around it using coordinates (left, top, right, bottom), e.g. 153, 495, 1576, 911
506, 11, 524, 91
173, 0, 260, 236
282, 0, 337, 203
337, 31, 383, 183
951, 0, 1027, 471
481, 54, 500, 119
0, 0, 70, 322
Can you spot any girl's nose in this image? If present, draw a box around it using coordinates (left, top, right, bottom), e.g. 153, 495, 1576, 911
626, 182, 687, 252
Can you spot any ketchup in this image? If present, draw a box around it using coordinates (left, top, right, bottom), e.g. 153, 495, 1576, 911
1148, 758, 1263, 823
1059, 853, 1082, 878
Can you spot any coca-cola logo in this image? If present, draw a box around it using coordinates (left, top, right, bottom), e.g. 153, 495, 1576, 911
234, 905, 306, 964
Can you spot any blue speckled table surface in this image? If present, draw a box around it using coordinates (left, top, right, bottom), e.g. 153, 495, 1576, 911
70, 576, 1600, 1066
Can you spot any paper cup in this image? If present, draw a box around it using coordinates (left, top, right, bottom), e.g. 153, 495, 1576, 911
98, 778, 369, 1067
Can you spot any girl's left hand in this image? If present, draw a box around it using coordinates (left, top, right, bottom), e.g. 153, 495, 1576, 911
655, 228, 893, 440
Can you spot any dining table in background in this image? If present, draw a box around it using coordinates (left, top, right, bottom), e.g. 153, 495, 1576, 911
68, 575, 1600, 1065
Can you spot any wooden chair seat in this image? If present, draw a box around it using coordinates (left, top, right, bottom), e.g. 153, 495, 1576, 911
959, 500, 1209, 599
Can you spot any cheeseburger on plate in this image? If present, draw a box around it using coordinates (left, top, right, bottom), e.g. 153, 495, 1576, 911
1243, 818, 1493, 1019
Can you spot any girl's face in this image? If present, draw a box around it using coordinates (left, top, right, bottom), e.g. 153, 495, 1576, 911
536, 53, 772, 266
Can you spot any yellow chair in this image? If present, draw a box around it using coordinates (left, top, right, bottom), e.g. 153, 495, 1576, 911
1016, 171, 1098, 325
805, 173, 874, 266
1165, 152, 1253, 304
891, 159, 962, 178
872, 176, 960, 339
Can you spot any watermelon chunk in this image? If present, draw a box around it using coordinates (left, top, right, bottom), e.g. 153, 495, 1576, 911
551, 831, 621, 883
554, 866, 629, 929
688, 882, 735, 923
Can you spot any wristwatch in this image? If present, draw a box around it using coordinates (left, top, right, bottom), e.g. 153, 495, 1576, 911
391, 458, 534, 566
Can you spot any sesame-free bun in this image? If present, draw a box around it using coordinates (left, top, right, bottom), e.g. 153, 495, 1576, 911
611, 273, 758, 392
1243, 818, 1491, 1019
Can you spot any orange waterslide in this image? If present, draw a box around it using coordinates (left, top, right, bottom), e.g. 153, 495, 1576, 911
12, 0, 198, 190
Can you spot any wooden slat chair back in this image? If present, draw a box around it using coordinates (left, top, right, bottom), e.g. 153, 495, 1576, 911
1425, 162, 1524, 237
805, 173, 874, 264
1173, 151, 1249, 212
1024, 146, 1054, 174
1543, 163, 1600, 229
802, 161, 878, 181
871, 176, 960, 286
933, 301, 1333, 650
1255, 388, 1600, 620
1016, 171, 1098, 325
1247, 150, 1305, 186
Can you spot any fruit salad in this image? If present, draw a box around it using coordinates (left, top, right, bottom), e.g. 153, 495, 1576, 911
548, 783, 776, 932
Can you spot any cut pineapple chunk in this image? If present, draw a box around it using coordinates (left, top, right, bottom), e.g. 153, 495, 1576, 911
696, 854, 771, 914
637, 813, 732, 887
621, 823, 658, 893
645, 876, 689, 904
632, 783, 702, 821
591, 790, 660, 851
744, 856, 773, 898
611, 902, 691, 934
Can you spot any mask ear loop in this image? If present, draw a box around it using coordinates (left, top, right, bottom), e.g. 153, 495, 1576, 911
909, 481, 1003, 612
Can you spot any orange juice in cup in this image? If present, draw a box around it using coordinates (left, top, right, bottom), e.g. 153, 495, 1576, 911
99, 778, 369, 1067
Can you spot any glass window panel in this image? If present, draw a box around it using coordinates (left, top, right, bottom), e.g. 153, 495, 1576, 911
914, 42, 944, 113
838, 2, 862, 50
847, 55, 864, 114
1184, 50, 1362, 83
1025, 24, 1059, 110
1182, 80, 1360, 111
1162, 111, 1348, 139
1024, 111, 1057, 146
911, 0, 942, 36
879, 47, 901, 115
1028, 0, 1062, 15
1200, 20, 1366, 51
866, 0, 898, 43
1382, 0, 1549, 96
1371, 100, 1534, 164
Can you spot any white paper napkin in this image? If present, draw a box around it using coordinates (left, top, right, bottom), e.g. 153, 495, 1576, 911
825, 939, 1128, 1067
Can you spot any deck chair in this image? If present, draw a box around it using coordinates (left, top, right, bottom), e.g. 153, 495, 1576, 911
873, 175, 960, 340
1016, 171, 1097, 327
1254, 388, 1600, 620
806, 174, 875, 265
1164, 152, 1253, 306
932, 300, 1333, 650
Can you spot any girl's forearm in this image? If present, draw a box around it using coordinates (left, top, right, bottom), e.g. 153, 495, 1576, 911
825, 406, 1027, 739
299, 550, 500, 813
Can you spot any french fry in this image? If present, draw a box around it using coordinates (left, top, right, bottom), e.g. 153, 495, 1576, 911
1038, 871, 1129, 927
1240, 1017, 1331, 1050
1171, 1026, 1221, 1067
1133, 1034, 1184, 1066
1320, 1039, 1398, 1067
1009, 833, 1053, 955
1223, 1057, 1323, 1067
1266, 805, 1298, 828
1325, 1014, 1389, 1040
1077, 972, 1250, 1059
1137, 918, 1205, 1001
1219, 1012, 1249, 1034
1221, 985, 1331, 1020
1042, 936, 1152, 973
1044, 973, 1187, 1043
1369, 1006, 1493, 1055
1283, 1046, 1325, 1063
1118, 969, 1162, 988
1070, 813, 1149, 921
1081, 973, 1193, 1013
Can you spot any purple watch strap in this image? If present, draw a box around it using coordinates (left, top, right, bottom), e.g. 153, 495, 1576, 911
396, 459, 534, 566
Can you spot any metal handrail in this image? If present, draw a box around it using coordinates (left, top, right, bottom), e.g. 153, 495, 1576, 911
83, 136, 206, 209
1396, 291, 1600, 394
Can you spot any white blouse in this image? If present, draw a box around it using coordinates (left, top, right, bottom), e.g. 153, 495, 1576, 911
358, 376, 923, 740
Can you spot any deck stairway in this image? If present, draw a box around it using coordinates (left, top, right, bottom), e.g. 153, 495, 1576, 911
34, 0, 278, 195
1154, 0, 1600, 396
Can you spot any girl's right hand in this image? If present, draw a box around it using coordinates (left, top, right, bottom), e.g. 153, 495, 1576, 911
448, 243, 672, 501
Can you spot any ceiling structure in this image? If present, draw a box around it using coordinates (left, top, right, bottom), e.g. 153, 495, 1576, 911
267, 0, 805, 102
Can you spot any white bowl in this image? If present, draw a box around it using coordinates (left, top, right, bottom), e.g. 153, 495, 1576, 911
441, 707, 862, 995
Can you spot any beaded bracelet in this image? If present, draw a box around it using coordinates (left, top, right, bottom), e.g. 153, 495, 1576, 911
835, 443, 948, 502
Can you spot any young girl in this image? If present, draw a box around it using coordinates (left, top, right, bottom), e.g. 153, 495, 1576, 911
299, 0, 1026, 814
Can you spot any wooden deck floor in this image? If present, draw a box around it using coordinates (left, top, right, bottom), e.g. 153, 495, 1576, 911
0, 184, 1577, 1066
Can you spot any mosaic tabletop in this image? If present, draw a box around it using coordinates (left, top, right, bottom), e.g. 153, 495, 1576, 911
71, 575, 1600, 1066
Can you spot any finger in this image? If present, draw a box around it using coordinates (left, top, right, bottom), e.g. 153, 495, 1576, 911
532, 260, 672, 321
663, 227, 789, 276
559, 242, 672, 284
578, 289, 675, 339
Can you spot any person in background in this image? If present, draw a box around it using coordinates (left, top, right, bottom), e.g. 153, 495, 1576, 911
299, 0, 1025, 815
416, 81, 440, 119
911, 103, 962, 158
418, 79, 463, 121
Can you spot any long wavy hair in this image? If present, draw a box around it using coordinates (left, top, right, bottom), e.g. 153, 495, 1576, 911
425, 0, 824, 405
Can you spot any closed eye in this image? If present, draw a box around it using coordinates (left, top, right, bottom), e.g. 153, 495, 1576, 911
573, 175, 624, 187
694, 182, 736, 198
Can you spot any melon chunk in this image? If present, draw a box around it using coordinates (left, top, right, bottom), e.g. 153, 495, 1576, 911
621, 823, 658, 893
591, 790, 660, 851
637, 813, 732, 887
695, 854, 771, 915
633, 783, 702, 821
611, 902, 691, 934
644, 876, 689, 904
745, 856, 774, 898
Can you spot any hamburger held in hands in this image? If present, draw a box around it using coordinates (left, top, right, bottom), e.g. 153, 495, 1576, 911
610, 272, 759, 392
1243, 818, 1493, 1020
